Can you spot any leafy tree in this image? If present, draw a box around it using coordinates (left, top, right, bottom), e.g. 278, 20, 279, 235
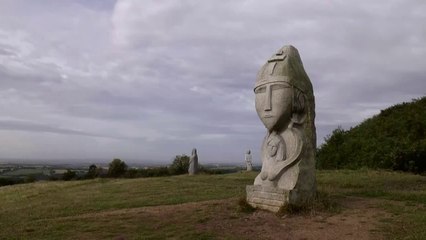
316, 126, 347, 169
62, 169, 76, 181
107, 159, 128, 177
85, 164, 100, 179
169, 154, 190, 175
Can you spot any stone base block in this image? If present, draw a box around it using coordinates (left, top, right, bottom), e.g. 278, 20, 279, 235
246, 185, 301, 212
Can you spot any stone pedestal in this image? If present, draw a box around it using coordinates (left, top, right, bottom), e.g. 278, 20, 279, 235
246, 185, 293, 212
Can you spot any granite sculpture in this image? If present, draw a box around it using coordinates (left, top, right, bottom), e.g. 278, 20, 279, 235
188, 148, 198, 175
246, 45, 316, 212
245, 150, 253, 171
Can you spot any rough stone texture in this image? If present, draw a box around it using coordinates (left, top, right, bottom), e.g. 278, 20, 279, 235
247, 45, 316, 212
188, 148, 198, 175
246, 185, 292, 212
245, 150, 253, 171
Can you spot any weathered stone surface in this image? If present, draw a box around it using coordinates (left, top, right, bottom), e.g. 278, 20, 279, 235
245, 150, 253, 171
188, 148, 198, 175
246, 45, 316, 212
246, 185, 291, 212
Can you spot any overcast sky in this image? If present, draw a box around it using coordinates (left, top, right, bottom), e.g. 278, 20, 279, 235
0, 0, 425, 164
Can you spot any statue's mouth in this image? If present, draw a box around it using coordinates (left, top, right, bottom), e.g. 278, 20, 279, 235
263, 115, 274, 118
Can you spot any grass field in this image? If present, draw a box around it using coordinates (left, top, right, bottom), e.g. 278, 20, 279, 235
319, 170, 426, 240
0, 170, 425, 239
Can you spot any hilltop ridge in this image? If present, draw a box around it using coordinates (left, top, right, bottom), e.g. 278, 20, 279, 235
316, 96, 426, 172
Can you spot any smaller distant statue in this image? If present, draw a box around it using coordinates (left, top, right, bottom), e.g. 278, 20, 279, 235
188, 148, 198, 175
245, 150, 253, 171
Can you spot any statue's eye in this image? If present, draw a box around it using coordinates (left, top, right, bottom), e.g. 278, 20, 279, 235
255, 86, 266, 94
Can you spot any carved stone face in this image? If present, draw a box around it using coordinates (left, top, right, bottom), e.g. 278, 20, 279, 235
255, 82, 292, 131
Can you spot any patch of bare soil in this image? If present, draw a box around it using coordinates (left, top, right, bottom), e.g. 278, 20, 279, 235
152, 196, 390, 240
62, 197, 391, 239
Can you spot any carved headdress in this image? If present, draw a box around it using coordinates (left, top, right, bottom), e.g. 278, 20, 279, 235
254, 45, 313, 96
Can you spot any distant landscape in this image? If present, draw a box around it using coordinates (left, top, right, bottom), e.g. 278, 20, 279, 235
1, 97, 424, 187
0, 159, 255, 187
0, 97, 425, 239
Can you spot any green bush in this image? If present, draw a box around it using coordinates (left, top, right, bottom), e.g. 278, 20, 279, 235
169, 154, 190, 175
316, 97, 426, 173
62, 170, 76, 181
0, 177, 24, 187
124, 167, 171, 178
107, 159, 128, 178
85, 164, 101, 179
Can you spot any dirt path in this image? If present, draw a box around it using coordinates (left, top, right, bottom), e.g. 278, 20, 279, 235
141, 197, 388, 239
58, 196, 391, 239
193, 196, 390, 240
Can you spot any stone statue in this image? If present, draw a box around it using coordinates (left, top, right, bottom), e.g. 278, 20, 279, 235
246, 45, 316, 212
188, 148, 198, 175
245, 150, 253, 171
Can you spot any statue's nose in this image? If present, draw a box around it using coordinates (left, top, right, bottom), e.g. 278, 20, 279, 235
264, 85, 272, 111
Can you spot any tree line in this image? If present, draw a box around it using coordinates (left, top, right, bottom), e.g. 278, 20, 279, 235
63, 154, 235, 181
61, 156, 188, 181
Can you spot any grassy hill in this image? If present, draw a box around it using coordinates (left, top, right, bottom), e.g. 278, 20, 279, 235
0, 171, 426, 239
317, 97, 426, 172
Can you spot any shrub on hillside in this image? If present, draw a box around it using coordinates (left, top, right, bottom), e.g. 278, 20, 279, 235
24, 175, 36, 183
124, 167, 171, 178
0, 178, 24, 187
62, 169, 77, 181
141, 167, 170, 177
85, 164, 101, 179
393, 146, 426, 173
108, 159, 128, 178
169, 154, 190, 175
316, 97, 426, 173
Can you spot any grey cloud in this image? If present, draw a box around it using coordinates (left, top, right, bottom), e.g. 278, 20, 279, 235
0, 119, 117, 139
0, 47, 15, 56
0, 0, 425, 162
